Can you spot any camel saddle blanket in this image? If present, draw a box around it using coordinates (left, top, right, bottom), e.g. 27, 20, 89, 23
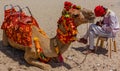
1, 8, 39, 47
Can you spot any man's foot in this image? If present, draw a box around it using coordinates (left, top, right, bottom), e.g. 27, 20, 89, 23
82, 49, 95, 55
78, 38, 87, 44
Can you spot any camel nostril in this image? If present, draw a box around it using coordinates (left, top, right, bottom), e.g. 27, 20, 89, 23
26, 21, 32, 23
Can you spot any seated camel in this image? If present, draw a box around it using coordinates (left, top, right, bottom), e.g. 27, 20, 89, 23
1, 2, 95, 70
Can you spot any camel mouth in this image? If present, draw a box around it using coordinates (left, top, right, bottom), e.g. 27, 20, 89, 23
88, 16, 95, 21
80, 8, 96, 23
88, 15, 96, 23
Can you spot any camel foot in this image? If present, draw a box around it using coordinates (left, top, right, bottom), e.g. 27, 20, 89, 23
41, 64, 51, 70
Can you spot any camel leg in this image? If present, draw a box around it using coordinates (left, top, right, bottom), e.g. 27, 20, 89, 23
60, 43, 70, 54
2, 31, 9, 46
24, 47, 51, 70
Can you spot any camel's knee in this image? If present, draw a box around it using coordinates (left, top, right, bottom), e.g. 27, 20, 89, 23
24, 53, 51, 70
24, 50, 36, 63
24, 52, 31, 64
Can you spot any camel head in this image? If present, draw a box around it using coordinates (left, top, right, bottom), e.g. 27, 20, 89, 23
62, 1, 95, 26
80, 8, 95, 23
57, 2, 95, 44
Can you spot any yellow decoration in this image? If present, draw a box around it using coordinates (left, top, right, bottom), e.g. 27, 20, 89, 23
34, 37, 50, 62
65, 14, 70, 18
39, 28, 48, 38
76, 6, 81, 10
55, 47, 59, 54
34, 37, 39, 41
33, 37, 41, 53
37, 49, 40, 53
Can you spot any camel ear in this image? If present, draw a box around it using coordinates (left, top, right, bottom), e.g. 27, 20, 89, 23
62, 9, 68, 15
62, 9, 65, 15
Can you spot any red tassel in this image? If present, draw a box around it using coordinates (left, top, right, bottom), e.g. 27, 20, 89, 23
58, 54, 64, 62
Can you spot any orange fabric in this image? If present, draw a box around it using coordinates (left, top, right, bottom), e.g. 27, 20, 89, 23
57, 15, 77, 44
94, 5, 106, 17
4, 21, 32, 47
1, 8, 40, 47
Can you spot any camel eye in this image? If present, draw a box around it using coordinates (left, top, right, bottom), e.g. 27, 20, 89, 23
73, 14, 79, 18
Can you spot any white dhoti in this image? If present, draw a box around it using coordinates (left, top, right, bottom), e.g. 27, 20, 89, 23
83, 24, 112, 50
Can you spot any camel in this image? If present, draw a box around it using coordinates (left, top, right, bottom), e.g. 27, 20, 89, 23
1, 2, 95, 70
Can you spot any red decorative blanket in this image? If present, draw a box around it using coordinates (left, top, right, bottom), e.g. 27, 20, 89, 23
1, 8, 39, 47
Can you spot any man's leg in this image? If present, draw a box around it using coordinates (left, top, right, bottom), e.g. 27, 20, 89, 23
89, 31, 96, 50
78, 24, 94, 44
82, 31, 96, 54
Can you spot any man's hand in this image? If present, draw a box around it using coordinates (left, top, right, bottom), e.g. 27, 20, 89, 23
96, 20, 103, 27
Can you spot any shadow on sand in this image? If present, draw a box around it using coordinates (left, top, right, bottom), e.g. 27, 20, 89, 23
0, 40, 29, 66
0, 40, 72, 69
71, 46, 108, 64
49, 61, 72, 70
71, 45, 108, 55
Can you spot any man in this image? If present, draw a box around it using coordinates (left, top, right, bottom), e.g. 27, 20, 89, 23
78, 5, 120, 54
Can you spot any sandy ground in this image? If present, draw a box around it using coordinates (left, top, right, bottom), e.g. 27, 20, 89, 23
0, 0, 120, 71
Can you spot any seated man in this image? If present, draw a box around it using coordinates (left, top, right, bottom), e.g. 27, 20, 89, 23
78, 5, 120, 54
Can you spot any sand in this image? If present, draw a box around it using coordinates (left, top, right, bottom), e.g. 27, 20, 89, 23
0, 0, 120, 71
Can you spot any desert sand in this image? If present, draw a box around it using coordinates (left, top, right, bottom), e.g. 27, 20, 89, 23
0, 0, 120, 71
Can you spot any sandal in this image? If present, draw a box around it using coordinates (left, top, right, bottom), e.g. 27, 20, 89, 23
78, 38, 87, 44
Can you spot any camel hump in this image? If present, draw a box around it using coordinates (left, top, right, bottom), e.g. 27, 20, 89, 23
2, 21, 33, 47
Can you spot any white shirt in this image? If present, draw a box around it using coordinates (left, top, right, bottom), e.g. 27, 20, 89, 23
102, 10, 120, 36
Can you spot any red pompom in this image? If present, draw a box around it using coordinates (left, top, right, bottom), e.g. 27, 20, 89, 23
64, 1, 72, 11
72, 5, 77, 9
